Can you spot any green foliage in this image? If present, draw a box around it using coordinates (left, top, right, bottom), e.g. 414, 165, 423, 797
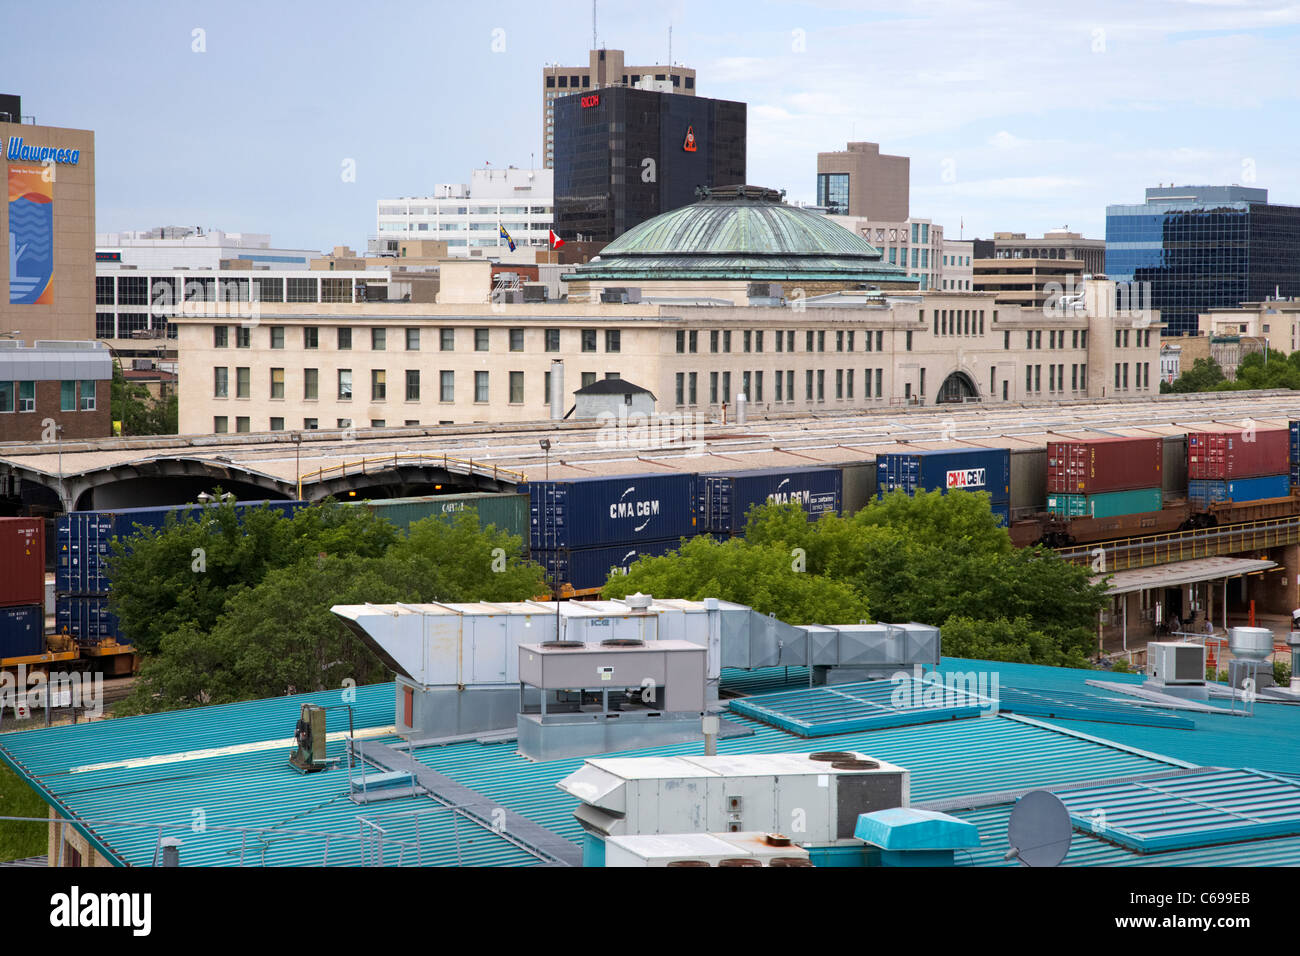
1111, 659, 1132, 673
118, 509, 547, 713
110, 363, 177, 435
1275, 658, 1292, 686
600, 533, 869, 626
1165, 351, 1300, 394
1165, 356, 1227, 393
0, 761, 46, 862
607, 492, 1108, 667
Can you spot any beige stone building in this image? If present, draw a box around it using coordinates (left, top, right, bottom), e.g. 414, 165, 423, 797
815, 143, 910, 221
174, 278, 1161, 435
973, 257, 1087, 310
0, 114, 95, 342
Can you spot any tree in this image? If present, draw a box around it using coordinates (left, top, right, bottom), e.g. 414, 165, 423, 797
1164, 356, 1227, 393
110, 363, 178, 435
107, 498, 400, 654
601, 533, 869, 626
119, 510, 547, 713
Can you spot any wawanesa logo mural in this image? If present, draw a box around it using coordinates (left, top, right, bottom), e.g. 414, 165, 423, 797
8, 165, 54, 305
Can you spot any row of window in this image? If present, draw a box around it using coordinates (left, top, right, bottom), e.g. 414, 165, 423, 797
0, 380, 96, 413
1024, 364, 1090, 393
1023, 329, 1090, 350
1114, 362, 1154, 390
98, 275, 348, 306
932, 310, 990, 338
214, 416, 437, 434
212, 325, 622, 354
377, 205, 550, 217
675, 329, 907, 354
212, 367, 620, 405
545, 73, 692, 89
671, 368, 894, 406
1114, 329, 1154, 348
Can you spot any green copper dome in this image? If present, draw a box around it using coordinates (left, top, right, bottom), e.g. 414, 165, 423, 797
565, 185, 917, 286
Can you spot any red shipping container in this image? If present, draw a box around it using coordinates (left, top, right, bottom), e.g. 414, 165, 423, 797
1187, 429, 1289, 480
0, 518, 45, 609
1047, 437, 1163, 494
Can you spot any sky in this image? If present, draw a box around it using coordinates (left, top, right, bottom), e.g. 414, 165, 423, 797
12, 0, 1300, 251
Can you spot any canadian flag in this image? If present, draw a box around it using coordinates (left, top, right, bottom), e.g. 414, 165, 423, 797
548, 229, 565, 249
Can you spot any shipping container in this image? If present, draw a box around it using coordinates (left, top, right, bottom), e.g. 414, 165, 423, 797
877, 449, 1011, 503
57, 500, 302, 594
352, 493, 529, 539
1188, 474, 1292, 508
0, 517, 45, 609
529, 474, 698, 551
1046, 487, 1163, 519
1187, 429, 1289, 481
1291, 420, 1300, 465
700, 467, 842, 534
533, 538, 685, 590
1046, 437, 1163, 494
55, 594, 122, 646
0, 604, 43, 659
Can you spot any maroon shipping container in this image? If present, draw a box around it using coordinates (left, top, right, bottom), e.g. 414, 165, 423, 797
1187, 429, 1289, 481
1046, 437, 1163, 495
0, 518, 45, 609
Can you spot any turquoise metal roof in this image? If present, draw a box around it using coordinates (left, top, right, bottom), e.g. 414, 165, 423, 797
727, 679, 988, 736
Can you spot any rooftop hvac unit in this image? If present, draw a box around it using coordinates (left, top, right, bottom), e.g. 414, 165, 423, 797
288, 704, 328, 773
522, 283, 548, 302
1146, 642, 1206, 685
558, 751, 909, 845
604, 831, 812, 867
600, 287, 641, 304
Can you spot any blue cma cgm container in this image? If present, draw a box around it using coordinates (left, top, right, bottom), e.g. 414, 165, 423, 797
57, 500, 302, 594
0, 604, 44, 659
1188, 474, 1292, 508
700, 467, 842, 535
1291, 421, 1300, 465
877, 449, 1011, 527
528, 474, 698, 551
534, 538, 684, 590
55, 595, 122, 646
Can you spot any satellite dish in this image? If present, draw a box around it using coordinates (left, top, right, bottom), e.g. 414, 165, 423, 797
1005, 790, 1072, 867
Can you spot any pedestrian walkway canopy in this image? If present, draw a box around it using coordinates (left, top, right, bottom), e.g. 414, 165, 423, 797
1093, 556, 1276, 596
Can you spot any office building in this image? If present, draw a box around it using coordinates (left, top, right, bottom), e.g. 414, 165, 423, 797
376, 168, 553, 259
1106, 185, 1300, 335
542, 48, 696, 168
96, 228, 320, 272
973, 257, 1087, 311
984, 230, 1105, 275
1, 95, 95, 342
819, 215, 945, 291
1197, 297, 1300, 357
0, 339, 111, 442
552, 86, 745, 244
816, 143, 909, 221
941, 240, 973, 291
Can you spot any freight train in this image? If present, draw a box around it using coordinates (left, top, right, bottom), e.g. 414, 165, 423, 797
6, 423, 1300, 673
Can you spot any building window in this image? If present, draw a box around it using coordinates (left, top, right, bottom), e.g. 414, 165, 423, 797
710, 371, 719, 404
582, 372, 597, 388
836, 368, 843, 399
817, 331, 825, 352
372, 328, 386, 350
582, 330, 597, 352
78, 380, 96, 411
304, 327, 318, 349
235, 326, 251, 349
689, 331, 698, 353
744, 331, 753, 353
403, 328, 418, 351
438, 328, 454, 351
775, 372, 784, 402
510, 329, 524, 352
508, 371, 524, 404
270, 368, 284, 399
286, 277, 317, 303
269, 326, 284, 349
676, 373, 685, 406
214, 367, 229, 398
338, 369, 352, 400
439, 370, 454, 402
236, 417, 250, 433
906, 331, 913, 351
211, 326, 228, 349
545, 329, 561, 352
475, 329, 490, 352
303, 418, 318, 430
475, 371, 489, 403
688, 371, 697, 405
602, 329, 620, 353
372, 369, 386, 400
406, 370, 420, 401
722, 371, 731, 403
676, 331, 685, 353
371, 420, 385, 428
214, 416, 228, 433
236, 367, 250, 399
270, 417, 284, 431
723, 331, 732, 353
338, 328, 352, 350
806, 369, 814, 401
710, 330, 719, 353
816, 172, 850, 215
96, 276, 115, 305
0, 381, 11, 413
817, 370, 825, 401
304, 368, 319, 400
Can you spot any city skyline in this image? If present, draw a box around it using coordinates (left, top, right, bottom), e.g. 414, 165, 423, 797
11, 0, 1300, 251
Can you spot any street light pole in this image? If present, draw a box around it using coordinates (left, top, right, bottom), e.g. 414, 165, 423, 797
292, 431, 303, 500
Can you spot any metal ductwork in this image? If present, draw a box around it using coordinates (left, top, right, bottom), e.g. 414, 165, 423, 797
332, 597, 940, 741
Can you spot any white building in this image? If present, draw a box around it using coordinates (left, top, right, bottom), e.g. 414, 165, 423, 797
941, 239, 973, 292
95, 228, 321, 271
1160, 343, 1182, 384
376, 168, 553, 260
819, 215, 946, 291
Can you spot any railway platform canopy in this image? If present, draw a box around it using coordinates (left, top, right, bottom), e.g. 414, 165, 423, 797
1096, 557, 1277, 597
3, 389, 1300, 511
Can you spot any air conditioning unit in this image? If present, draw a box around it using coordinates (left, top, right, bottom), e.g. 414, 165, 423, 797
604, 831, 812, 867
558, 751, 909, 845
288, 704, 328, 773
1146, 642, 1206, 685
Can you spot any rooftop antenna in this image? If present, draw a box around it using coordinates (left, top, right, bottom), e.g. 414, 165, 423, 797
669, 24, 672, 67
593, 0, 597, 50
1005, 791, 1072, 867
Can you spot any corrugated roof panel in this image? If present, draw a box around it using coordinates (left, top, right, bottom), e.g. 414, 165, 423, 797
727, 680, 988, 736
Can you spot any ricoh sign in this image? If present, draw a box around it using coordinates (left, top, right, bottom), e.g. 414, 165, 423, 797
946, 468, 987, 490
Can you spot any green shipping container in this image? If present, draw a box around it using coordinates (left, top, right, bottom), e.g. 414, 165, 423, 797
1046, 487, 1163, 519
351, 493, 530, 539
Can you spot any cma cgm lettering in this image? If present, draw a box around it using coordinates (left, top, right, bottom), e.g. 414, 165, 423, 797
946, 468, 987, 490
2, 138, 81, 165
529, 473, 697, 550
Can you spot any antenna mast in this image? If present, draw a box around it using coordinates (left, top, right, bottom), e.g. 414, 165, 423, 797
592, 0, 597, 49
669, 25, 673, 66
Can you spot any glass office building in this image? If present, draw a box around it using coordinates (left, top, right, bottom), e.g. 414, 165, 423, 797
553, 87, 746, 244
1106, 186, 1300, 335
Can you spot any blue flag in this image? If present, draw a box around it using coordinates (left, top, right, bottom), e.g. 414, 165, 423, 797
499, 225, 516, 252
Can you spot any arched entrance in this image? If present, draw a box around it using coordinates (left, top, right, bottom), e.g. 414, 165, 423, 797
936, 371, 979, 404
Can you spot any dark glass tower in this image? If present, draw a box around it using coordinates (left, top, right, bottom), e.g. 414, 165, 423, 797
553, 86, 746, 244
1106, 186, 1300, 335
